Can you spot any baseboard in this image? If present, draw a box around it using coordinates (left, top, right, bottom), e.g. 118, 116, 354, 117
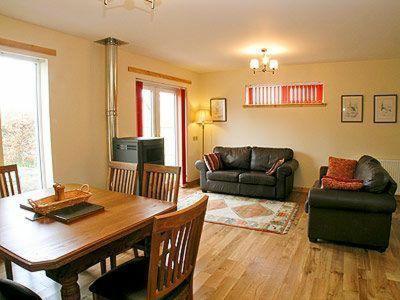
183, 179, 200, 188
293, 186, 310, 193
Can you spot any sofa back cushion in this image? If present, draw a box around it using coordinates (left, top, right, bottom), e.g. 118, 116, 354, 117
326, 156, 358, 180
355, 155, 390, 193
213, 146, 252, 170
250, 147, 294, 171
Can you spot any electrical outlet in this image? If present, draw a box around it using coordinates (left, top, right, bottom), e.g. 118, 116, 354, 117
193, 136, 198, 141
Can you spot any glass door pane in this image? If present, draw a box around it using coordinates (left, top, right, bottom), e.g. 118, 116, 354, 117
159, 90, 178, 166
0, 55, 42, 192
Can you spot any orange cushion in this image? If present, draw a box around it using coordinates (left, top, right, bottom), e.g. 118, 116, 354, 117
322, 177, 363, 191
326, 156, 357, 180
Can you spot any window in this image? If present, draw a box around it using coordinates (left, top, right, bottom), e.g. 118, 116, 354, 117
245, 83, 324, 106
0, 52, 53, 192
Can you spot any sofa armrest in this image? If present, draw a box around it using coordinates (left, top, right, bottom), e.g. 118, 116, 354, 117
320, 166, 328, 180
195, 160, 208, 172
277, 159, 299, 177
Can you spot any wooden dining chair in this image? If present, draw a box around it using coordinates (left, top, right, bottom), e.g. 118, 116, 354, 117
142, 164, 181, 204
108, 161, 138, 195
0, 164, 22, 280
130, 164, 181, 259
101, 161, 139, 274
0, 164, 21, 198
89, 195, 208, 300
110, 163, 182, 269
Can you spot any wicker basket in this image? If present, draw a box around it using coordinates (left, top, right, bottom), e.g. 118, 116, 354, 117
28, 184, 92, 215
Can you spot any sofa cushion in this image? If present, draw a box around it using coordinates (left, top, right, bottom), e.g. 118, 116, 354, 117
213, 146, 251, 170
321, 177, 363, 191
203, 153, 222, 171
206, 170, 242, 183
239, 171, 276, 186
326, 156, 357, 180
355, 155, 390, 193
307, 186, 396, 214
250, 147, 294, 171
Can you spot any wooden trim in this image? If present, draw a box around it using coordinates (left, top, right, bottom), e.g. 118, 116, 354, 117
128, 66, 192, 85
0, 37, 57, 56
243, 103, 327, 108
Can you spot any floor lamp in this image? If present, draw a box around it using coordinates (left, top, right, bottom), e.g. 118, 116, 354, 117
195, 109, 213, 156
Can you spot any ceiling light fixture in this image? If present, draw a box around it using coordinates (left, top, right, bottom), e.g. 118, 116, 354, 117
103, 0, 155, 10
250, 48, 279, 75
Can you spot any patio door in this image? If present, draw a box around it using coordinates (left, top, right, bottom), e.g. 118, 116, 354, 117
141, 84, 179, 166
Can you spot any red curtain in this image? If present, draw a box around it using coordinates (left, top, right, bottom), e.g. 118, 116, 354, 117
180, 89, 187, 186
136, 81, 143, 137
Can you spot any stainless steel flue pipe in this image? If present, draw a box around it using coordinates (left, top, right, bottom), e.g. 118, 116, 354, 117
95, 37, 127, 161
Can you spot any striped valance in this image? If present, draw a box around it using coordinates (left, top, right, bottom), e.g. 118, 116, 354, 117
245, 83, 324, 106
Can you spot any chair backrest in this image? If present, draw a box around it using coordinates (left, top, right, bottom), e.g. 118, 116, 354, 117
0, 164, 21, 198
108, 161, 138, 195
142, 164, 181, 204
147, 196, 208, 300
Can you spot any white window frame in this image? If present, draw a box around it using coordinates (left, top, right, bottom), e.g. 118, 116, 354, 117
0, 51, 54, 190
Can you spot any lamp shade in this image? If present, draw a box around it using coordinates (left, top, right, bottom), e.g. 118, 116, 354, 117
250, 58, 260, 70
195, 109, 212, 124
269, 59, 279, 70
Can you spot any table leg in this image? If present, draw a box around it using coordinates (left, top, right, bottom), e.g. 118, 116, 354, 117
100, 259, 107, 275
4, 259, 13, 280
59, 274, 80, 300
144, 236, 151, 257
110, 255, 117, 270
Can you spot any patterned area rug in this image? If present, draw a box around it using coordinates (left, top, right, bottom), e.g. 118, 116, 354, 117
178, 192, 299, 234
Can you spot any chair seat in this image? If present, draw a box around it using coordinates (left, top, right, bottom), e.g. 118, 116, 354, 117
0, 279, 42, 300
206, 170, 243, 182
89, 257, 189, 300
238, 171, 276, 186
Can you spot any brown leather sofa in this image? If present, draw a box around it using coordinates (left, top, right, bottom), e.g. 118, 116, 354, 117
306, 155, 397, 252
195, 146, 299, 199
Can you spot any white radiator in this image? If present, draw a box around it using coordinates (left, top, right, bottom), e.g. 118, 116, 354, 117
378, 159, 400, 195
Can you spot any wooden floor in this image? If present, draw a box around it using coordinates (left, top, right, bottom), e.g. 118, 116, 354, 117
1, 187, 399, 299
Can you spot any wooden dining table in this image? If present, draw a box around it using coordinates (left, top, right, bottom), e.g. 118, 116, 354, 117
0, 184, 177, 300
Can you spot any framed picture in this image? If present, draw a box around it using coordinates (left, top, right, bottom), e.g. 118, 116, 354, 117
210, 98, 227, 122
374, 94, 398, 123
341, 95, 363, 122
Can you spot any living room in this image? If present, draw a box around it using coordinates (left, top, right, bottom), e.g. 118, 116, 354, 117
0, 1, 399, 299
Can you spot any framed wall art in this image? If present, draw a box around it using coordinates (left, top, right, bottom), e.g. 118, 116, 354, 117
210, 98, 227, 122
341, 95, 363, 123
374, 94, 398, 123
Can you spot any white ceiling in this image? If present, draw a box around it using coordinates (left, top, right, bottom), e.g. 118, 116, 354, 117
1, 0, 399, 73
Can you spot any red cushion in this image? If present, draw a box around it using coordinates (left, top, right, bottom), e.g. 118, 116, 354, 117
322, 177, 363, 191
204, 153, 222, 171
326, 156, 357, 180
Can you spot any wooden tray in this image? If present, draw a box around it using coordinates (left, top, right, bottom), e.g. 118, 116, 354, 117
27, 184, 92, 215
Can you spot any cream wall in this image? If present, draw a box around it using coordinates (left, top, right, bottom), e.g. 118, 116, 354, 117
198, 59, 400, 187
0, 14, 203, 188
